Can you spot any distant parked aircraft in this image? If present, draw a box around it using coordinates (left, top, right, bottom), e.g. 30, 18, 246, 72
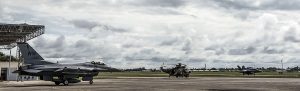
160, 63, 191, 78
237, 65, 261, 75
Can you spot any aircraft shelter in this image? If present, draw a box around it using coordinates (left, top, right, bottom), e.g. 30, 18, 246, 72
0, 23, 45, 81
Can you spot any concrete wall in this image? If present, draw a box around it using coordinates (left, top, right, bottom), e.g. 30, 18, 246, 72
6, 68, 18, 81
0, 62, 18, 67
0, 62, 18, 75
0, 62, 39, 81
0, 62, 19, 81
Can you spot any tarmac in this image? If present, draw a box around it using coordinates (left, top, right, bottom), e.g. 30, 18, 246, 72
1, 77, 300, 91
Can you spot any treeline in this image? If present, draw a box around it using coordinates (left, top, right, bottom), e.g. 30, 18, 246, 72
0, 52, 18, 62
122, 67, 160, 72
122, 66, 300, 72
188, 67, 300, 72
123, 67, 146, 72
190, 67, 281, 72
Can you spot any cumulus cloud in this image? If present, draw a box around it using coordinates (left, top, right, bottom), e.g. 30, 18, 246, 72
212, 0, 300, 10
127, 0, 186, 8
2, 0, 300, 68
70, 20, 98, 30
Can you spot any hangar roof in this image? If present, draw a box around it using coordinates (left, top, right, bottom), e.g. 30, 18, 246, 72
0, 23, 45, 49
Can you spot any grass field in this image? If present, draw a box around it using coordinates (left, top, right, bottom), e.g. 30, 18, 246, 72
95, 71, 300, 79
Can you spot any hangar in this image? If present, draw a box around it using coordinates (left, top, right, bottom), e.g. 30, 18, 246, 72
0, 23, 45, 81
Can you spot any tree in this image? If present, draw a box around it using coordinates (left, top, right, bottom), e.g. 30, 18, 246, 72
0, 52, 18, 62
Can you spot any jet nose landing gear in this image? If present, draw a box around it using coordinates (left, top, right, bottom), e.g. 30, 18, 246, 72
89, 80, 93, 84
54, 81, 60, 85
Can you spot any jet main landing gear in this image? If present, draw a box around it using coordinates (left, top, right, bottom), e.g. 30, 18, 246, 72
63, 80, 69, 85
53, 80, 69, 86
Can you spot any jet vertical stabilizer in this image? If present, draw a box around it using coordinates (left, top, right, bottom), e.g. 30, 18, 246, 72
17, 42, 51, 65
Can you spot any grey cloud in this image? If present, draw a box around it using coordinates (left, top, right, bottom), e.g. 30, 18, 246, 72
70, 20, 128, 33
182, 39, 192, 54
128, 0, 186, 8
230, 60, 255, 63
33, 35, 65, 49
160, 38, 179, 46
215, 48, 226, 55
0, 3, 3, 17
70, 20, 98, 30
122, 44, 141, 48
284, 36, 300, 42
212, 0, 300, 10
124, 56, 181, 63
35, 37, 121, 59
33, 36, 47, 48
32, 35, 67, 58
124, 48, 183, 63
262, 46, 285, 54
286, 58, 300, 63
74, 40, 90, 48
150, 57, 181, 63
48, 35, 65, 49
97, 24, 128, 33
264, 60, 281, 63
126, 48, 160, 60
262, 0, 300, 10
212, 59, 226, 63
284, 29, 300, 42
133, 7, 183, 15
8, 12, 36, 21
0, 6, 38, 22
5, 0, 300, 68
205, 47, 226, 55
212, 0, 259, 10
186, 58, 207, 63
213, 59, 254, 63
228, 47, 256, 55
140, 48, 159, 55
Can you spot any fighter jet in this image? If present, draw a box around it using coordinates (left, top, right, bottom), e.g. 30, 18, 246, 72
237, 65, 261, 75
160, 63, 191, 78
14, 42, 120, 85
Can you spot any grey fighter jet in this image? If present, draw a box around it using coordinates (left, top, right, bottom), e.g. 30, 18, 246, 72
14, 43, 120, 85
160, 63, 191, 78
237, 65, 261, 75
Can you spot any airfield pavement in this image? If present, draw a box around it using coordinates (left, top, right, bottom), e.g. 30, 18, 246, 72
1, 77, 300, 91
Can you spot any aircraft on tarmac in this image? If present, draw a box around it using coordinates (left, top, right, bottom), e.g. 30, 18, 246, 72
237, 65, 261, 75
160, 63, 191, 78
13, 42, 120, 85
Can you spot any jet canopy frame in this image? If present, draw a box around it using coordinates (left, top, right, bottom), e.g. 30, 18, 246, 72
0, 23, 45, 49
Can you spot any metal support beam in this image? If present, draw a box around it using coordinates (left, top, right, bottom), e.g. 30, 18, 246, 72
0, 23, 45, 49
8, 49, 11, 79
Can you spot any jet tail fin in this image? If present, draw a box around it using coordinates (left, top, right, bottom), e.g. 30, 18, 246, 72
237, 65, 242, 70
17, 42, 48, 65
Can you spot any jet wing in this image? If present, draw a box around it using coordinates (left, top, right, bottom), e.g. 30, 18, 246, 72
54, 67, 107, 72
24, 69, 43, 73
53, 67, 101, 75
12, 70, 21, 73
92, 68, 107, 71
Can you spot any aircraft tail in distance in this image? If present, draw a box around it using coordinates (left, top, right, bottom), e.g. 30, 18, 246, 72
237, 65, 242, 70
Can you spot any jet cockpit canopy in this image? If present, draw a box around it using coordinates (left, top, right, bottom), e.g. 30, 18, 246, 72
91, 61, 105, 65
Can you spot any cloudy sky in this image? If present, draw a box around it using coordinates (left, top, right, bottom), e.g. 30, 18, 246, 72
1, 0, 300, 68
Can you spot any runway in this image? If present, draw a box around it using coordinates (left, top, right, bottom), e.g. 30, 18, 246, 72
1, 77, 300, 91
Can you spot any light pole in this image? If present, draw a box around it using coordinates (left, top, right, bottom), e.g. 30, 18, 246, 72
8, 49, 11, 81
281, 56, 284, 74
